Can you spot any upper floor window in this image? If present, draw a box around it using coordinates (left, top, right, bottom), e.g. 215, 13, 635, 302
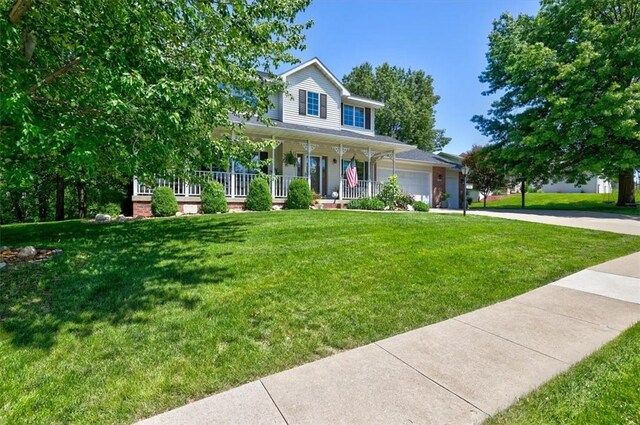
307, 91, 319, 116
343, 104, 365, 128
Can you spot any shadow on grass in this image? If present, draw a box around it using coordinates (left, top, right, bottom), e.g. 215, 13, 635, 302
0, 216, 248, 350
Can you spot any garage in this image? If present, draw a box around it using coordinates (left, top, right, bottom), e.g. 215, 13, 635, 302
377, 167, 431, 205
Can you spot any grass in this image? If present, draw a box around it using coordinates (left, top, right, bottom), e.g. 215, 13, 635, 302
487, 322, 640, 425
1, 211, 640, 424
471, 191, 640, 215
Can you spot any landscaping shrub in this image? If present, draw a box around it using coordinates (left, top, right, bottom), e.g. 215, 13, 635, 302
151, 187, 179, 217
246, 178, 272, 211
347, 197, 385, 210
287, 179, 313, 209
200, 180, 228, 213
377, 174, 403, 208
99, 202, 122, 217
396, 193, 415, 209
413, 201, 430, 212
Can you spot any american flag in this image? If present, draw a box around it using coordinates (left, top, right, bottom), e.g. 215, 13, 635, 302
345, 155, 358, 188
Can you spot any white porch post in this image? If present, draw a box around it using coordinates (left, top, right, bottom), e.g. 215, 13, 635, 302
339, 144, 344, 200
184, 178, 189, 197
307, 140, 311, 188
392, 150, 396, 175
367, 147, 372, 197
133, 177, 139, 196
230, 160, 236, 198
271, 141, 276, 199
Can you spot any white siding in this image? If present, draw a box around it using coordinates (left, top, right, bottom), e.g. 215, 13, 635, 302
282, 65, 342, 130
446, 170, 459, 209
265, 94, 281, 120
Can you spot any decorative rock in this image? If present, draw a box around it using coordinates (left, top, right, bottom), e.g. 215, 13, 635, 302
0, 246, 8, 252
0, 262, 6, 269
272, 205, 282, 211
95, 214, 111, 222
17, 246, 37, 259
406, 205, 415, 211
175, 211, 184, 217
116, 215, 132, 222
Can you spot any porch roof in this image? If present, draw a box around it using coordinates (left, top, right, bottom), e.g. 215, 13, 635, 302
228, 115, 416, 153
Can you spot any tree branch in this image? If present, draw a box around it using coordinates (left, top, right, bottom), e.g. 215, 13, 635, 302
27, 57, 82, 94
9, 0, 32, 24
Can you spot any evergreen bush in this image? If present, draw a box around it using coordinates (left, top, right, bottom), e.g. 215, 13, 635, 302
286, 179, 313, 209
200, 180, 228, 213
246, 178, 272, 211
413, 201, 430, 212
151, 187, 178, 217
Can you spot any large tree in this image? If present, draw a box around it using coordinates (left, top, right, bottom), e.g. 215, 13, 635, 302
473, 0, 640, 206
342, 62, 450, 152
0, 0, 311, 220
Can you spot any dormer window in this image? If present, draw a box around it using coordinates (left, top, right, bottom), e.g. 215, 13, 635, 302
307, 91, 319, 116
343, 104, 365, 128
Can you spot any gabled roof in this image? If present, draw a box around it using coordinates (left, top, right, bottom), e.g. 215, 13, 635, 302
279, 58, 384, 108
279, 57, 350, 96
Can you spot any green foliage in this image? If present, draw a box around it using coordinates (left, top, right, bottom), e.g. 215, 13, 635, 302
151, 187, 178, 217
346, 197, 385, 210
98, 203, 122, 217
343, 63, 450, 151
246, 178, 272, 211
286, 179, 313, 209
200, 181, 228, 214
441, 192, 451, 201
473, 0, 640, 206
377, 175, 404, 208
461, 145, 507, 201
413, 201, 430, 212
0, 0, 311, 220
396, 193, 415, 209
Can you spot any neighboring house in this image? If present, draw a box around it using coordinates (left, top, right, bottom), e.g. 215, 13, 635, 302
132, 58, 462, 216
541, 177, 612, 194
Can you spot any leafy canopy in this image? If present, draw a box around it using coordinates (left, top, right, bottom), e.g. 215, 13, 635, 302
461, 145, 507, 207
473, 0, 640, 205
342, 63, 450, 152
0, 0, 312, 188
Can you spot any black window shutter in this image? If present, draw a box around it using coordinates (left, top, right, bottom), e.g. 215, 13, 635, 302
320, 94, 327, 119
298, 89, 306, 115
365, 108, 371, 130
341, 102, 344, 125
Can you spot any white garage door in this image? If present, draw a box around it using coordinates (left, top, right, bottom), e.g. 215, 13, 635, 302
378, 167, 431, 205
446, 170, 459, 209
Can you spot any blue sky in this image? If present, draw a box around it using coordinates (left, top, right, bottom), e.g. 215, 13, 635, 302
294, 0, 540, 154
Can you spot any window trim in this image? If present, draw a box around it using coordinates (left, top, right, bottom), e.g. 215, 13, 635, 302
307, 91, 320, 117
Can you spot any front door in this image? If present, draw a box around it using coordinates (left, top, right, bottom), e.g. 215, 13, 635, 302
310, 156, 321, 195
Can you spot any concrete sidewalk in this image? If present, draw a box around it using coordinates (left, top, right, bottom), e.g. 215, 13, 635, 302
432, 208, 640, 236
138, 252, 640, 425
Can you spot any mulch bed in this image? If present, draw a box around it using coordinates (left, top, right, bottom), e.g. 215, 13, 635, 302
0, 247, 63, 269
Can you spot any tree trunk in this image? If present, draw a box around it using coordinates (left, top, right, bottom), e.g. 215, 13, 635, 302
616, 169, 636, 206
76, 180, 88, 218
483, 193, 487, 208
38, 186, 49, 221
521, 180, 526, 208
10, 192, 25, 222
55, 174, 65, 221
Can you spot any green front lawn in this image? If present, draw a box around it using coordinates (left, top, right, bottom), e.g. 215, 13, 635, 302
487, 322, 640, 425
471, 192, 640, 215
1, 211, 639, 424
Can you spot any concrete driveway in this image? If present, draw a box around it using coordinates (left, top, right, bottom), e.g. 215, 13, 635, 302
434, 208, 640, 236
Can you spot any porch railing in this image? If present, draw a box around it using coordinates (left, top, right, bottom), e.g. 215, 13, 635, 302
135, 174, 384, 200
343, 180, 382, 199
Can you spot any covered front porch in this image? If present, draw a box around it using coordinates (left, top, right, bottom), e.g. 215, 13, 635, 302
133, 136, 411, 202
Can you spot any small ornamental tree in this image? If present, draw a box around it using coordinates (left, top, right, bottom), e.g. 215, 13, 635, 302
246, 178, 272, 211
462, 145, 506, 208
286, 179, 312, 209
151, 187, 178, 217
200, 181, 228, 213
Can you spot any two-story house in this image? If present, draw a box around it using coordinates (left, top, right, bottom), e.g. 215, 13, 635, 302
132, 58, 462, 216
